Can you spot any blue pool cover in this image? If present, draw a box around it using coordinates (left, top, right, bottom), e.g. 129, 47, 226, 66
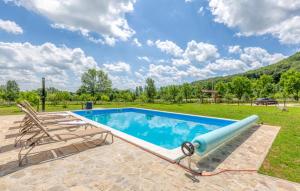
192, 115, 259, 156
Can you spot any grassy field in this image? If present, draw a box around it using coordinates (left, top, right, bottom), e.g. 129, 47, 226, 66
0, 103, 299, 182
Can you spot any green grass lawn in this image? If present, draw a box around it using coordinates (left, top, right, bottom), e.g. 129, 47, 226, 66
0, 103, 299, 182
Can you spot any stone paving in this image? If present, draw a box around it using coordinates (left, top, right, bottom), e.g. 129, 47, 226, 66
0, 115, 299, 191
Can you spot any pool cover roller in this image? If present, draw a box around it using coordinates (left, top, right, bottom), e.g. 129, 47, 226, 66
192, 115, 259, 156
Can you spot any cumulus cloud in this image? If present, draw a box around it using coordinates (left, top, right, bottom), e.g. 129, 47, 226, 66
171, 58, 190, 66
137, 56, 150, 62
240, 47, 285, 69
153, 39, 219, 64
0, 42, 97, 90
148, 64, 188, 85
228, 45, 241, 54
197, 6, 205, 16
183, 40, 219, 63
0, 41, 142, 90
143, 63, 215, 87
0, 19, 23, 34
206, 46, 286, 75
132, 38, 142, 47
186, 66, 215, 78
155, 40, 184, 57
146, 40, 154, 46
103, 61, 131, 73
208, 0, 300, 44
206, 59, 248, 73
110, 75, 141, 90
6, 0, 136, 45
147, 38, 286, 85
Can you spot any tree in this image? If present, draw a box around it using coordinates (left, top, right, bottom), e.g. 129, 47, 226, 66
118, 90, 135, 102
175, 91, 184, 103
193, 83, 203, 103
182, 83, 192, 102
215, 81, 227, 97
80, 69, 112, 96
46, 87, 59, 94
0, 85, 5, 101
5, 80, 20, 101
168, 85, 179, 103
135, 86, 140, 97
224, 92, 234, 103
256, 75, 274, 98
231, 77, 251, 104
145, 78, 156, 102
135, 86, 143, 97
280, 69, 300, 101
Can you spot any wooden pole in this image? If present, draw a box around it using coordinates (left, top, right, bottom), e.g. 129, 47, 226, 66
41, 77, 46, 112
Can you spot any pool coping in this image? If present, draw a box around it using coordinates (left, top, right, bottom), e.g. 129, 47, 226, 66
68, 107, 238, 162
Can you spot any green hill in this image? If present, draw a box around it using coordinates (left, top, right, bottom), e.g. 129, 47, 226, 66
193, 51, 300, 86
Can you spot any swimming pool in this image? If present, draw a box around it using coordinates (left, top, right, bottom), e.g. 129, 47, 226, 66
72, 108, 237, 161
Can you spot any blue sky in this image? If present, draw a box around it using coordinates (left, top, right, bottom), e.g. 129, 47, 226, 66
0, 0, 299, 91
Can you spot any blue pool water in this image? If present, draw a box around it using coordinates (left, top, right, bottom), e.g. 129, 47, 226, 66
74, 108, 235, 149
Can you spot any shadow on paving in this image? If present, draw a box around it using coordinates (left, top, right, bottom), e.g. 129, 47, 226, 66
1, 126, 86, 153
0, 143, 22, 154
0, 139, 110, 177
179, 125, 259, 173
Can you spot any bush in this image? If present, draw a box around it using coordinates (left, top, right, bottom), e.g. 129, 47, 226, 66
101, 95, 110, 102
79, 94, 94, 102
18, 91, 40, 106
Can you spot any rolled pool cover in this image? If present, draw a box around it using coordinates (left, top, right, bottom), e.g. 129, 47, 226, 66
192, 115, 259, 156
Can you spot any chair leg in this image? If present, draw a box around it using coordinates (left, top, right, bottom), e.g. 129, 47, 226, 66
110, 133, 114, 144
19, 141, 40, 167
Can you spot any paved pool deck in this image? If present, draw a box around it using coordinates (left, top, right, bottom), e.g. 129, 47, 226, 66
0, 115, 299, 191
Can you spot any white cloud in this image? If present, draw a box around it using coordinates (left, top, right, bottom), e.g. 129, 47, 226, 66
206, 59, 248, 73
143, 45, 285, 86
110, 75, 141, 89
208, 0, 300, 44
134, 71, 145, 81
171, 58, 190, 66
148, 64, 188, 86
132, 38, 142, 47
0, 19, 23, 34
206, 47, 286, 74
185, 0, 193, 3
7, 0, 136, 45
155, 40, 183, 57
146, 40, 154, 46
197, 6, 205, 15
0, 42, 97, 90
240, 47, 285, 69
186, 66, 215, 78
0, 41, 140, 90
153, 40, 219, 64
137, 56, 150, 62
183, 40, 219, 63
104, 61, 131, 73
228, 45, 241, 54
270, 16, 300, 44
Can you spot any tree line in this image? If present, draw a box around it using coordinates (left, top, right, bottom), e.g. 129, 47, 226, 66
0, 68, 300, 106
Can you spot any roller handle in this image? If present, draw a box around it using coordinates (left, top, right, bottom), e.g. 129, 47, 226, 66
181, 141, 195, 157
